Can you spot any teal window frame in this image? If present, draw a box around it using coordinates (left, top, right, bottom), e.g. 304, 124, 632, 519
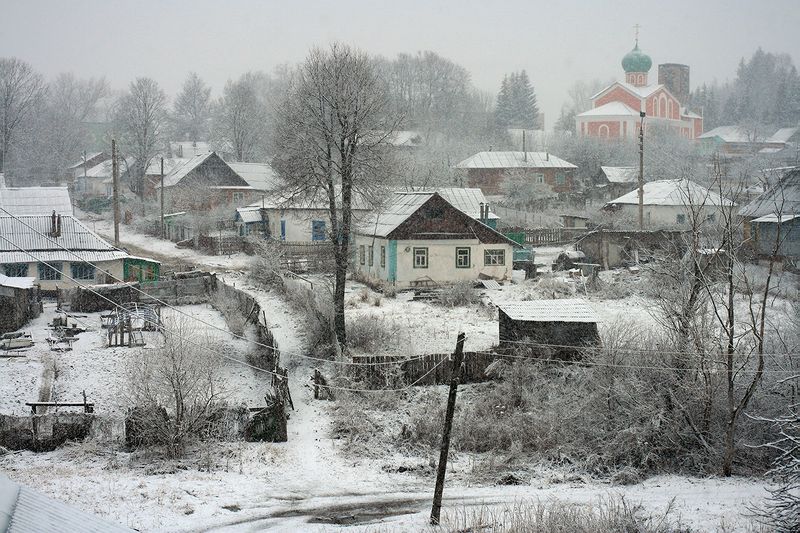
71, 263, 96, 280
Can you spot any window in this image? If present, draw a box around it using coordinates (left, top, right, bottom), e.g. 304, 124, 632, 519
413, 247, 428, 268
38, 262, 62, 281
359, 245, 365, 265
455, 247, 470, 269
555, 171, 566, 185
484, 249, 505, 266
368, 245, 374, 266
312, 220, 326, 241
676, 214, 686, 224
380, 246, 386, 268
534, 173, 545, 184
233, 192, 244, 203
3, 263, 28, 277
71, 263, 96, 280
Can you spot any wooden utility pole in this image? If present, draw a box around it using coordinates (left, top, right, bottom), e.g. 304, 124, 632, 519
638, 111, 646, 230
430, 332, 466, 526
112, 139, 120, 247
160, 157, 165, 239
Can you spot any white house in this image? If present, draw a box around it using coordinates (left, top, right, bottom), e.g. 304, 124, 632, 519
353, 191, 520, 287
0, 214, 159, 291
603, 179, 735, 228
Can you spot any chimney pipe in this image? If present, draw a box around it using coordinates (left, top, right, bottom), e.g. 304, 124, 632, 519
56, 214, 62, 237
523, 130, 527, 162
51, 211, 57, 237
479, 202, 485, 222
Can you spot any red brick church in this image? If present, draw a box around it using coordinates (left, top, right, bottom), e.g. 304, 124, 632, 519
576, 37, 703, 140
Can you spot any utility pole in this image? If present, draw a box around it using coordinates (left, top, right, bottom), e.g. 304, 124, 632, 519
112, 139, 120, 247
430, 332, 466, 526
160, 157, 165, 239
638, 111, 646, 230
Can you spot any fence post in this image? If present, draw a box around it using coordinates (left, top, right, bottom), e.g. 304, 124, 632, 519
430, 332, 466, 525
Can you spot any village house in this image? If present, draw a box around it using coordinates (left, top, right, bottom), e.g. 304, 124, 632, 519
455, 151, 577, 196
576, 40, 703, 140
575, 228, 687, 268
353, 191, 520, 287
74, 157, 134, 200
141, 157, 190, 198
497, 299, 600, 359
0, 214, 160, 291
699, 126, 799, 157
157, 152, 273, 211
603, 179, 735, 228
63, 151, 109, 184
738, 168, 799, 263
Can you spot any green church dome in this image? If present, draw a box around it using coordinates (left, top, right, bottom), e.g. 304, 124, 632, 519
622, 43, 652, 73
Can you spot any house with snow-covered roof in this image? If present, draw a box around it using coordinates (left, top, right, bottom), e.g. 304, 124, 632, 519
0, 184, 73, 217
0, 214, 159, 290
455, 151, 577, 196
353, 191, 520, 288
699, 125, 799, 156
576, 39, 703, 140
603, 179, 735, 228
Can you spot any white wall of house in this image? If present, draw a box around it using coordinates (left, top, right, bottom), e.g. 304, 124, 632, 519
2, 259, 124, 290
611, 204, 731, 228
353, 234, 514, 287
266, 208, 370, 242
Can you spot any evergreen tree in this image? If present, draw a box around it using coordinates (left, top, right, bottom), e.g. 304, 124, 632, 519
494, 70, 539, 130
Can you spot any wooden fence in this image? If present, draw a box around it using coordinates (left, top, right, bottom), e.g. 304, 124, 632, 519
504, 227, 591, 246
279, 241, 335, 272
350, 351, 498, 388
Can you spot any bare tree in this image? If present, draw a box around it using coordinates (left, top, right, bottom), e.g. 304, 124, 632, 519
212, 72, 268, 161
274, 43, 397, 348
0, 57, 45, 174
113, 77, 167, 198
172, 72, 212, 141
126, 316, 224, 458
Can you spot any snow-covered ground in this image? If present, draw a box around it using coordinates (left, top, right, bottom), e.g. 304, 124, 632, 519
0, 303, 269, 417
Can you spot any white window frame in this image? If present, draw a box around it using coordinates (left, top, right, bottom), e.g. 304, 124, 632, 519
455, 247, 471, 269
484, 249, 505, 266
413, 247, 428, 269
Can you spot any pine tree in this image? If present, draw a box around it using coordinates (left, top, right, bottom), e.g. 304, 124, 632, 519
494, 70, 539, 130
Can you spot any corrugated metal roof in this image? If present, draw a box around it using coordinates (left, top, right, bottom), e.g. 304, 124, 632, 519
236, 206, 264, 223
606, 179, 735, 207
0, 187, 73, 216
406, 188, 498, 220
0, 215, 122, 254
455, 152, 576, 169
767, 127, 799, 144
600, 166, 639, 184
160, 152, 214, 187
227, 162, 279, 191
499, 299, 599, 323
1, 474, 133, 532
357, 192, 434, 237
66, 152, 104, 169
0, 250, 128, 264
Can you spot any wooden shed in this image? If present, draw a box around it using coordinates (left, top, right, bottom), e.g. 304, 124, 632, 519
498, 299, 600, 359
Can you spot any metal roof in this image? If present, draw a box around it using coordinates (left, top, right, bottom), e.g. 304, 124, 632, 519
170, 141, 211, 158
357, 192, 437, 237
455, 152, 576, 169
0, 215, 124, 258
0, 474, 133, 532
0, 187, 73, 216
83, 157, 134, 178
739, 170, 800, 218
236, 206, 264, 223
144, 157, 189, 176
606, 179, 735, 207
577, 101, 640, 117
498, 299, 599, 323
590, 81, 665, 101
227, 162, 279, 191
766, 127, 799, 144
406, 188, 499, 220
698, 126, 768, 143
160, 152, 214, 187
65, 152, 105, 169
600, 166, 639, 184
751, 213, 800, 223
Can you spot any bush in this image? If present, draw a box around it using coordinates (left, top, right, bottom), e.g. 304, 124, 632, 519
436, 281, 479, 307
248, 238, 282, 287
346, 314, 400, 353
211, 290, 248, 336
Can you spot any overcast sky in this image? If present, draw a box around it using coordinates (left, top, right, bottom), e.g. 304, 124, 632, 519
2, 0, 798, 129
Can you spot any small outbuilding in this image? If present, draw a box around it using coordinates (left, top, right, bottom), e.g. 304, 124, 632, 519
498, 299, 600, 359
0, 274, 40, 334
